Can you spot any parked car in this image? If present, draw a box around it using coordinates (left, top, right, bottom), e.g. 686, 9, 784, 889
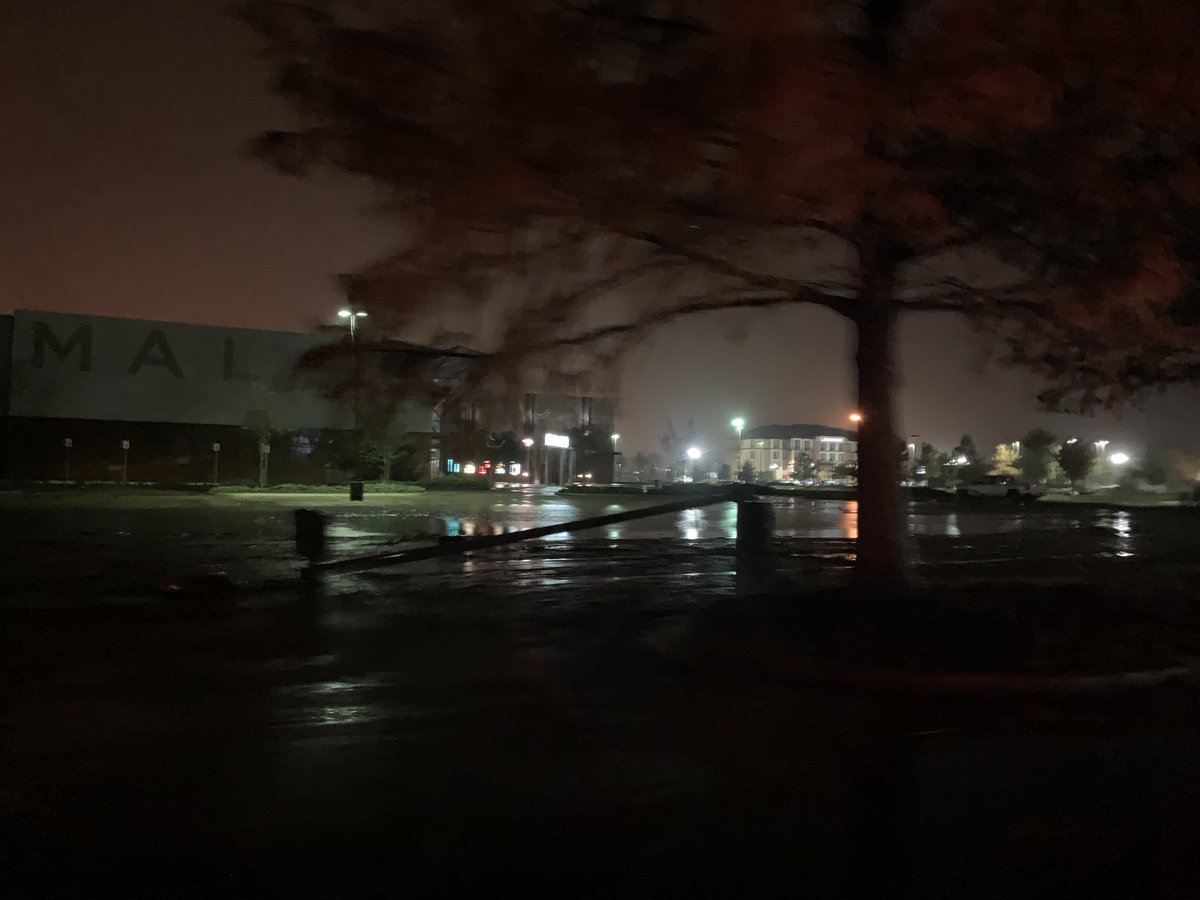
960, 475, 1047, 499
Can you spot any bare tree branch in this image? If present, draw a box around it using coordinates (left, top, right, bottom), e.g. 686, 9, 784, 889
899, 277, 1046, 312
544, 287, 834, 349
626, 230, 855, 314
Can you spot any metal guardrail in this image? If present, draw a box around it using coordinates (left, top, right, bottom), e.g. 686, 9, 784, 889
296, 487, 774, 580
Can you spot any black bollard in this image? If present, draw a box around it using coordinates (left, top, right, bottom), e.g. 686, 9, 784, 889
295, 508, 328, 563
736, 498, 775, 590
349, 481, 365, 502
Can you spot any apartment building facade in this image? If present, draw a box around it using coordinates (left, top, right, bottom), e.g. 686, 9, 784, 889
734, 423, 858, 482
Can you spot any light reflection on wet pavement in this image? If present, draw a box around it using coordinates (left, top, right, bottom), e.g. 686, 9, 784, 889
0, 491, 1186, 609
3, 492, 1200, 894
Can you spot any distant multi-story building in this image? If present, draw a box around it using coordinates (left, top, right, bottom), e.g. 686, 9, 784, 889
0, 308, 616, 485
733, 423, 858, 482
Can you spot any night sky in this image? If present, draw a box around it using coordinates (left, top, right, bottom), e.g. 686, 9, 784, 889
4, 0, 1199, 460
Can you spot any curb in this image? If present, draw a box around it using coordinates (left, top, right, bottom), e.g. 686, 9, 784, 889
709, 639, 1199, 698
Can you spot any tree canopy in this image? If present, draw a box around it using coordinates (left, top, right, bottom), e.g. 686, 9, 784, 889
242, 0, 1200, 586
1018, 428, 1057, 483
988, 444, 1020, 477
1058, 441, 1097, 488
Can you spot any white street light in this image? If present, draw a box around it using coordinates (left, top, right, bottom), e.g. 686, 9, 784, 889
730, 419, 746, 479
337, 308, 368, 338
1110, 452, 1130, 466
521, 437, 534, 482
686, 446, 701, 460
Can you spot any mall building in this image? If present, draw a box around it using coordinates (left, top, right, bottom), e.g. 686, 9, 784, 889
0, 309, 615, 485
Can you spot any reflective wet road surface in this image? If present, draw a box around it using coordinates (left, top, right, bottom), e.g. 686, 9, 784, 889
3, 490, 1199, 896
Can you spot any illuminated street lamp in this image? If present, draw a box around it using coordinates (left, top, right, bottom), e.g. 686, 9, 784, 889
611, 433, 620, 449
686, 446, 701, 460
731, 417, 745, 440
339, 308, 368, 437
849, 412, 863, 424
340, 309, 367, 340
521, 437, 534, 481
1110, 452, 1130, 466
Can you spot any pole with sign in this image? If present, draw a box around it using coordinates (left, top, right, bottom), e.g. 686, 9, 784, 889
120, 439, 130, 484
63, 438, 73, 481
212, 442, 221, 484
544, 433, 570, 485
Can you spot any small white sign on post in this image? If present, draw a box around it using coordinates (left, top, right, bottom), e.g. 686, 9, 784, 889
63, 438, 73, 448
212, 442, 221, 453
120, 440, 130, 450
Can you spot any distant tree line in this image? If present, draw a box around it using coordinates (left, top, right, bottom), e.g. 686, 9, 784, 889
909, 429, 1200, 493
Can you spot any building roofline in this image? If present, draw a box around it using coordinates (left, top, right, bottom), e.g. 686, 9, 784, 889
743, 423, 858, 440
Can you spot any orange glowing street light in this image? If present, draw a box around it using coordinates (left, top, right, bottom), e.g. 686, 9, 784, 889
849, 412, 863, 423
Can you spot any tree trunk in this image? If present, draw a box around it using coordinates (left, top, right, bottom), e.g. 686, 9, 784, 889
382, 456, 392, 484
854, 237, 908, 591
258, 442, 269, 488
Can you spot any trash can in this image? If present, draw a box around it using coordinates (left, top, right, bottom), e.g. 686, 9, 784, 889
349, 481, 365, 502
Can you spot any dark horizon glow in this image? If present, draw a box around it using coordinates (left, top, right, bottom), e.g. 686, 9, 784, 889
3, 1, 1198, 458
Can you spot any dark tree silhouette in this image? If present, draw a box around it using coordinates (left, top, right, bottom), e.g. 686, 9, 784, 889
1018, 428, 1058, 483
1058, 441, 1097, 491
243, 0, 1200, 587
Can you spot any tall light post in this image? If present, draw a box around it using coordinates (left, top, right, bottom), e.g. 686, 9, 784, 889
731, 418, 745, 479
522, 437, 534, 483
686, 445, 702, 483
611, 433, 620, 482
905, 433, 920, 480
338, 308, 368, 447
337, 308, 368, 340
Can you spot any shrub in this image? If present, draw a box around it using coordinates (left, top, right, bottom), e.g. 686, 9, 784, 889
417, 476, 492, 491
